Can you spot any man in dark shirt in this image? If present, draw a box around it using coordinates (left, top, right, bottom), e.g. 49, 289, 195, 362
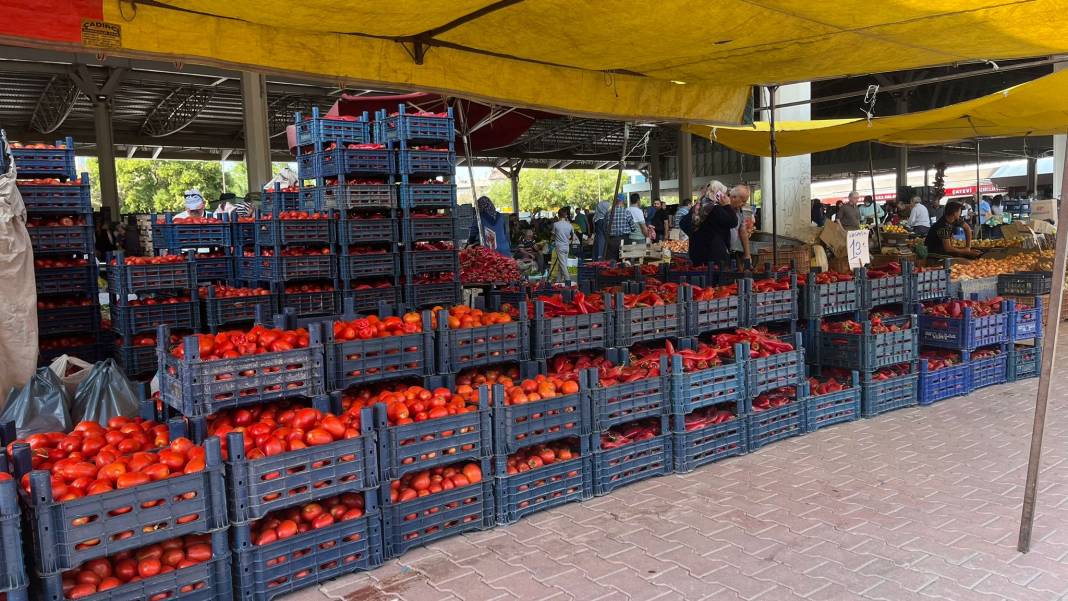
925, 201, 980, 258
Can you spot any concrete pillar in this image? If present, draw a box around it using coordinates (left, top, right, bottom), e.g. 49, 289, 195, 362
759, 83, 812, 240
93, 99, 120, 217
241, 71, 272, 200
509, 170, 520, 214
1056, 62, 1066, 201
1027, 156, 1039, 195
895, 97, 909, 190
649, 137, 661, 201
677, 130, 693, 202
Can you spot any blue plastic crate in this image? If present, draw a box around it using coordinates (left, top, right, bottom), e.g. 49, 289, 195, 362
684, 286, 742, 336
158, 323, 326, 416
261, 188, 311, 214
532, 299, 612, 359
403, 250, 459, 275
612, 292, 683, 347
800, 273, 860, 319
38, 338, 110, 366
35, 261, 97, 296
805, 372, 861, 430
402, 215, 457, 243
918, 302, 1009, 350
341, 252, 399, 281
0, 462, 27, 595
748, 396, 806, 451
1008, 298, 1043, 342
305, 181, 397, 211
376, 107, 454, 144
397, 148, 456, 175
301, 147, 393, 179
254, 216, 335, 247
9, 137, 75, 179
193, 252, 235, 285
380, 460, 495, 559
234, 220, 256, 249
494, 437, 592, 525
592, 415, 672, 496
326, 309, 434, 390
295, 108, 372, 146
9, 435, 227, 572
249, 254, 338, 283
339, 214, 397, 246
224, 403, 377, 522
911, 262, 950, 303
746, 332, 806, 398
815, 315, 917, 371
861, 268, 908, 308
587, 353, 669, 431
1008, 343, 1041, 381
344, 285, 399, 313
918, 358, 971, 406
113, 298, 199, 336
114, 343, 158, 377
436, 306, 528, 373
278, 286, 340, 319
203, 286, 276, 331
970, 347, 1008, 389
17, 174, 91, 213
668, 350, 747, 417
670, 413, 747, 473
744, 276, 798, 325
37, 303, 99, 337
107, 252, 193, 295
861, 369, 918, 417
35, 530, 231, 601
232, 501, 381, 601
399, 182, 457, 209
28, 224, 93, 254
374, 389, 491, 481
152, 213, 233, 250
491, 378, 590, 455
404, 281, 461, 310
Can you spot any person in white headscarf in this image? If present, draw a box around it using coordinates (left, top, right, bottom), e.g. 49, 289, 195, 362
174, 189, 206, 219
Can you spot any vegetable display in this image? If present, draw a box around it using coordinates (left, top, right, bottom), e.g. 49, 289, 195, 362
168, 325, 312, 360
751, 387, 796, 412
920, 349, 963, 371
109, 255, 184, 266
250, 491, 367, 546
460, 246, 521, 284
342, 384, 478, 426
388, 462, 483, 504
199, 285, 272, 299
206, 401, 363, 460
28, 216, 88, 227
503, 440, 579, 475
922, 298, 1003, 318
60, 534, 216, 599
331, 312, 425, 341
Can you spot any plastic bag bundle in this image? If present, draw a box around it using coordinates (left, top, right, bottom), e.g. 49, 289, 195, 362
0, 367, 72, 437
72, 359, 139, 426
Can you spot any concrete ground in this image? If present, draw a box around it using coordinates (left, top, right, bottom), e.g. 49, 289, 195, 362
286, 339, 1068, 601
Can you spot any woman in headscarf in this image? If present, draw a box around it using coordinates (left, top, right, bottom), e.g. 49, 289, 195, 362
470, 195, 512, 257
679, 181, 737, 267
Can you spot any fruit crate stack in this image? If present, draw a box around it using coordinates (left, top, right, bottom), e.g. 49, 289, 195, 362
13, 137, 105, 365
375, 106, 461, 309
997, 273, 1047, 383
2, 411, 231, 601
743, 332, 808, 449
107, 251, 200, 379
151, 211, 235, 282
918, 298, 1010, 394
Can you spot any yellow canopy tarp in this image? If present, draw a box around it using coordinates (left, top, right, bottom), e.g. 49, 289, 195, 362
687, 68, 1068, 156
8, 0, 1068, 123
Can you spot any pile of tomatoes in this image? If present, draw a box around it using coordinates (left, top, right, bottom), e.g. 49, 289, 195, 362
18, 177, 81, 186
27, 216, 87, 227
111, 255, 185, 266
125, 296, 191, 307
206, 401, 362, 461
442, 305, 513, 330
164, 216, 221, 225
260, 211, 331, 220
342, 384, 478, 427
389, 462, 483, 504
168, 325, 311, 361
499, 375, 581, 406
60, 534, 215, 599
199, 285, 271, 299
10, 142, 67, 149
504, 441, 578, 475
251, 492, 367, 548
37, 296, 92, 309
284, 282, 334, 294
332, 313, 425, 341
35, 257, 89, 269
247, 247, 332, 257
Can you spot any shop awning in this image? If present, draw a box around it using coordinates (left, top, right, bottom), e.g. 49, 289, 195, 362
687, 68, 1068, 156
4, 1, 1068, 123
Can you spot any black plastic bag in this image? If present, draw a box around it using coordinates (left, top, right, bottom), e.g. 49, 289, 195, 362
72, 359, 139, 426
1, 366, 73, 436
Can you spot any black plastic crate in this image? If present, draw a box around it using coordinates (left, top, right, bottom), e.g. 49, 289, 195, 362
338, 214, 397, 246
612, 293, 683, 347
113, 298, 199, 336
532, 298, 612, 359
37, 303, 99, 337
805, 372, 861, 430
152, 213, 233, 250
28, 224, 93, 254
9, 435, 227, 572
0, 460, 27, 595
380, 459, 494, 559
374, 387, 491, 480
397, 148, 456, 175
276, 286, 340, 319
9, 137, 75, 179
17, 174, 91, 213
203, 286, 277, 331
254, 216, 335, 247
918, 358, 970, 406
668, 350, 747, 417
341, 252, 399, 281
404, 282, 461, 310
683, 286, 742, 336
861, 369, 918, 417
295, 108, 372, 146
746, 332, 806, 398
192, 253, 235, 285
918, 302, 1008, 350
997, 272, 1052, 296
491, 376, 590, 455
587, 352, 669, 431
114, 343, 158, 377
399, 182, 457, 209
403, 250, 459, 275
376, 107, 454, 144
592, 415, 672, 496
1009, 344, 1041, 381
748, 392, 806, 451
158, 323, 326, 416
108, 252, 193, 295
35, 262, 97, 296
35, 530, 231, 601
436, 307, 528, 373
815, 315, 917, 371
494, 437, 592, 525
800, 272, 860, 319
326, 307, 434, 390
344, 285, 399, 313
250, 254, 337, 283
306, 181, 397, 211
231, 500, 381, 601
402, 215, 457, 243
744, 276, 798, 325
670, 413, 747, 473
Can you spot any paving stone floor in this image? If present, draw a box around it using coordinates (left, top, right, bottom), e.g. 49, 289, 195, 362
286, 338, 1068, 601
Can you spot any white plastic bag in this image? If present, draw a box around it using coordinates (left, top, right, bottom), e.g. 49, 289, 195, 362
49, 355, 94, 398
0, 154, 37, 404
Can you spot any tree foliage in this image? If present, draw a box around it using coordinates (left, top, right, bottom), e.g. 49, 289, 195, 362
485, 169, 627, 215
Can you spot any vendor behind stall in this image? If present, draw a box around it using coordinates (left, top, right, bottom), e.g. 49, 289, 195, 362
925, 201, 980, 258
175, 189, 206, 219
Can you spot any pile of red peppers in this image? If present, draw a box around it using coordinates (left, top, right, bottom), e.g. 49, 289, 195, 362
923, 298, 1004, 318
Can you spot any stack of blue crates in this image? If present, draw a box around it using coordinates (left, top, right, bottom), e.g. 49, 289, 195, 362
997, 273, 1046, 383
918, 298, 1010, 395
375, 106, 461, 309
13, 137, 105, 365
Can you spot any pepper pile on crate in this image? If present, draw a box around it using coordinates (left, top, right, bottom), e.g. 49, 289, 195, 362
14, 137, 105, 365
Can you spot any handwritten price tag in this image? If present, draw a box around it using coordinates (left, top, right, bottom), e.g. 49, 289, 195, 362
847, 229, 871, 269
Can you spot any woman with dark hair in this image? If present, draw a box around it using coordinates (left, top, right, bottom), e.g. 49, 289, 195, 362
470, 196, 511, 257
810, 198, 825, 226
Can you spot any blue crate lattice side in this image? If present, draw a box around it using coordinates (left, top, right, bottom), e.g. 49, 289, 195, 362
670, 413, 747, 473
494, 437, 592, 525
918, 358, 971, 406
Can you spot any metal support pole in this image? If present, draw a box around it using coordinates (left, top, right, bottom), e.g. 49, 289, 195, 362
240, 72, 272, 200
868, 142, 882, 251
768, 85, 779, 266
509, 166, 521, 215
456, 101, 484, 244
92, 99, 120, 218
1018, 130, 1068, 552
649, 136, 662, 201
612, 123, 631, 201
975, 140, 982, 238
677, 129, 693, 203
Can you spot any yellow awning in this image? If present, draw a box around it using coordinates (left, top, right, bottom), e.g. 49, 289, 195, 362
688, 68, 1068, 156
10, 1, 1068, 123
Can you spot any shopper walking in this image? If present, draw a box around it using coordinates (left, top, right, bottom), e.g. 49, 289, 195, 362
547, 207, 575, 283
837, 191, 862, 230
605, 195, 635, 260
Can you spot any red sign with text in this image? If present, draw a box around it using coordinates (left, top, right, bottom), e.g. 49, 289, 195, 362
0, 0, 103, 45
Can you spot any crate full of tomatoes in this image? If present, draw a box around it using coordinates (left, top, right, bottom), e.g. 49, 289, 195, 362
201, 285, 276, 332
158, 323, 326, 417
918, 298, 1009, 350
7, 138, 75, 179
494, 436, 592, 525
805, 370, 861, 431
5, 418, 227, 573
252, 211, 335, 247
107, 253, 192, 297
490, 368, 590, 455
34, 256, 97, 297
17, 174, 91, 213
436, 304, 528, 373
26, 215, 93, 255
151, 213, 232, 251
326, 308, 435, 391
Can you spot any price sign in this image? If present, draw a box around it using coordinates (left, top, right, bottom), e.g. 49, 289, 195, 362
847, 229, 871, 269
